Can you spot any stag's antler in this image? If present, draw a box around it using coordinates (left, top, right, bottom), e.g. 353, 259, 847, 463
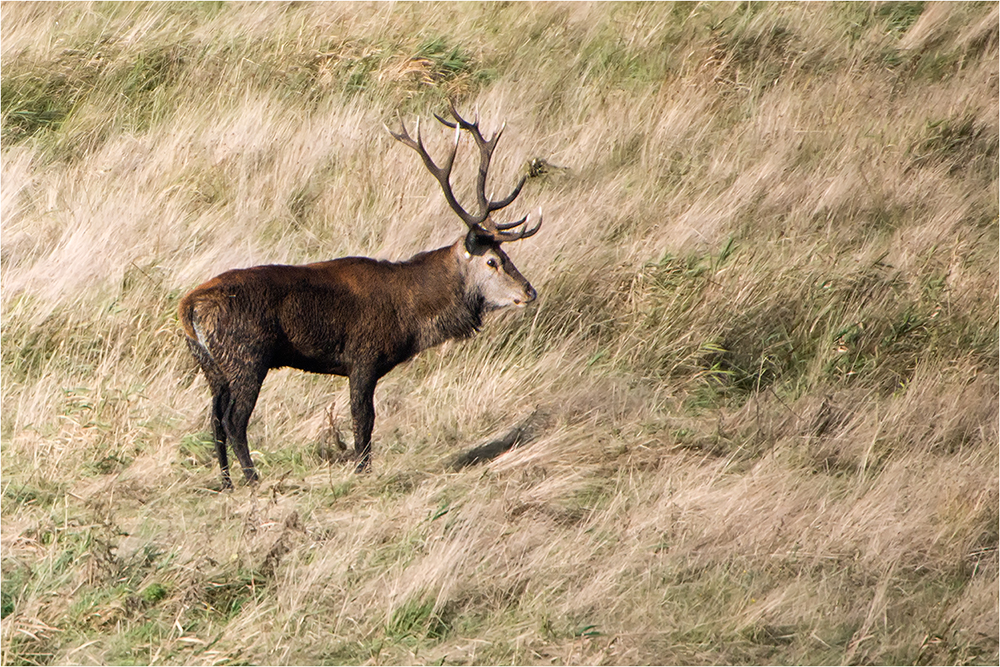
386, 102, 542, 243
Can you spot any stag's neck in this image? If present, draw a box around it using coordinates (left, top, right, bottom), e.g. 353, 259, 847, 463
404, 242, 484, 353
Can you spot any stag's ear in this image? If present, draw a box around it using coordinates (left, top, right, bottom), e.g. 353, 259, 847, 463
464, 228, 494, 255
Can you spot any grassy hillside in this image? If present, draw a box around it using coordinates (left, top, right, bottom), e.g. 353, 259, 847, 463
2, 2, 997, 664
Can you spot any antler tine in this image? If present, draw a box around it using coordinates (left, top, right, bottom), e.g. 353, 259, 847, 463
493, 215, 529, 231
487, 173, 526, 213
442, 102, 530, 230
433, 111, 457, 129
389, 106, 537, 242
434, 103, 489, 140
386, 114, 435, 168
492, 208, 542, 242
387, 111, 479, 228
522, 208, 543, 239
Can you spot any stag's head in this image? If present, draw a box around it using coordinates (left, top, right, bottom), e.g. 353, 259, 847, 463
388, 103, 541, 310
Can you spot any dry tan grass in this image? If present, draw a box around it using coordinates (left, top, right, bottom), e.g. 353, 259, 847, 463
2, 2, 998, 665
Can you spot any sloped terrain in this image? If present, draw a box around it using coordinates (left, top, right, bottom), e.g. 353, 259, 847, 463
2, 2, 997, 664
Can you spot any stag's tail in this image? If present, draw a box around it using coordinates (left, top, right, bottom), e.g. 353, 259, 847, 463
179, 295, 229, 392
178, 294, 200, 341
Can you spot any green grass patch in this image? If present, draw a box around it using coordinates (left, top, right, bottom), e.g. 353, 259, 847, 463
387, 594, 450, 642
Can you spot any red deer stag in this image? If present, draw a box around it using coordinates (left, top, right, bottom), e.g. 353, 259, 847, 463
179, 104, 542, 486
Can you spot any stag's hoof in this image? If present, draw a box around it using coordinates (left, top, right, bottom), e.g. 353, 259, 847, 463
217, 473, 235, 491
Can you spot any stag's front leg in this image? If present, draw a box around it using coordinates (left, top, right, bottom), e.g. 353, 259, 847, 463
349, 369, 377, 473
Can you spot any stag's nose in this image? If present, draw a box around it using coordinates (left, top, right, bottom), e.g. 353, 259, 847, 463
524, 284, 537, 303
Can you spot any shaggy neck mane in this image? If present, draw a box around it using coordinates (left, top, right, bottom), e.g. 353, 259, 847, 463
400, 244, 485, 353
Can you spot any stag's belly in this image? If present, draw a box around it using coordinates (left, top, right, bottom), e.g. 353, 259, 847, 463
271, 318, 352, 375
269, 271, 421, 378
271, 351, 350, 376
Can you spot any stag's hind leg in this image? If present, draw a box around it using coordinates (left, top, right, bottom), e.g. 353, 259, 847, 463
221, 367, 267, 485
186, 338, 237, 488
210, 384, 232, 487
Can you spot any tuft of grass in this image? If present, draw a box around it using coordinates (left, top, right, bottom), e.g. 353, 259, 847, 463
387, 594, 451, 642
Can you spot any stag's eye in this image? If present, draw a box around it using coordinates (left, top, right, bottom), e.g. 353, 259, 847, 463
486, 258, 498, 269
